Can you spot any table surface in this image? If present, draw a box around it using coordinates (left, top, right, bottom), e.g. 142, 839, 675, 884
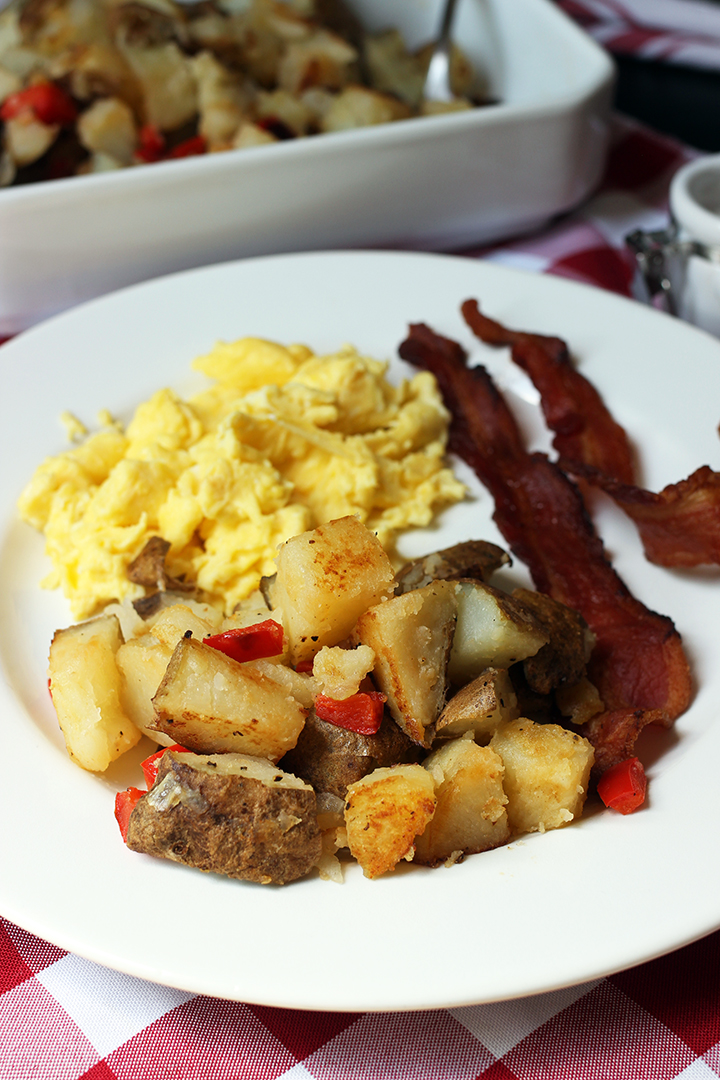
3, 42, 720, 1080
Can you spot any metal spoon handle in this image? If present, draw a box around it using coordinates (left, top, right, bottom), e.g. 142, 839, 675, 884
423, 0, 461, 103
438, 0, 461, 42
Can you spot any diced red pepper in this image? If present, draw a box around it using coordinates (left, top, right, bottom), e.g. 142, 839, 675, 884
134, 127, 206, 164
140, 744, 191, 788
597, 756, 647, 815
204, 619, 284, 663
114, 787, 144, 842
135, 124, 166, 163
315, 691, 386, 735
295, 659, 314, 673
1, 82, 77, 125
167, 134, 206, 159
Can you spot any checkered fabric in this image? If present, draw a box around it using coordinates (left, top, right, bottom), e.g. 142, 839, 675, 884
3, 917, 720, 1078
2, 116, 716, 1079
555, 0, 720, 71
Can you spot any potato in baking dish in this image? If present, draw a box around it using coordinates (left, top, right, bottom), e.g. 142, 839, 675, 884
0, 0, 488, 186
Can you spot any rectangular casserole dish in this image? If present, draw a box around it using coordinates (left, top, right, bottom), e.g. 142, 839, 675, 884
0, 0, 614, 334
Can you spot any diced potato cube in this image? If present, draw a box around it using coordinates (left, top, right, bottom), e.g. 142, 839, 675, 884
273, 516, 395, 666
320, 84, 410, 132
150, 637, 307, 761
344, 764, 436, 878
116, 634, 174, 744
490, 718, 594, 835
556, 676, 604, 726
5, 113, 58, 167
355, 581, 456, 746
435, 667, 518, 742
148, 602, 221, 649
232, 121, 276, 148
414, 739, 509, 865
312, 644, 375, 700
278, 29, 357, 94
126, 751, 321, 885
449, 581, 549, 686
76, 97, 137, 165
512, 588, 594, 695
394, 539, 510, 595
117, 40, 197, 130
48, 614, 142, 771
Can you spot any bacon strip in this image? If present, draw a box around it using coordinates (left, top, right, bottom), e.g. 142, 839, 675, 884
463, 297, 720, 569
565, 461, 720, 568
461, 298, 636, 484
398, 323, 692, 768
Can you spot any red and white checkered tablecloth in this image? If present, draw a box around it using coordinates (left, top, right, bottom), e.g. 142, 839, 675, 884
555, 0, 720, 70
3, 114, 719, 1080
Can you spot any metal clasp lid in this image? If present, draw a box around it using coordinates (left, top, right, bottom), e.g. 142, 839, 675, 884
625, 223, 717, 317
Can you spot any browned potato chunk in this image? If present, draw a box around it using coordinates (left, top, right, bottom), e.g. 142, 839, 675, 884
512, 588, 595, 695
435, 667, 518, 742
116, 633, 174, 744
312, 644, 375, 699
556, 676, 604, 726
490, 718, 594, 835
150, 637, 306, 761
278, 29, 357, 95
76, 96, 137, 166
344, 764, 436, 878
273, 516, 395, 666
394, 540, 510, 595
414, 739, 509, 866
355, 581, 457, 746
116, 39, 197, 131
148, 603, 221, 649
4, 114, 58, 167
126, 751, 321, 885
280, 709, 423, 798
48, 614, 142, 772
449, 580, 549, 687
320, 84, 410, 131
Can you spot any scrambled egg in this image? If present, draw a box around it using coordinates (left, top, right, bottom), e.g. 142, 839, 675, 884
18, 337, 466, 619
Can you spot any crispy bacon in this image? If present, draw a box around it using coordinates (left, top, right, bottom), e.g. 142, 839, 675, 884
463, 298, 720, 570
460, 298, 637, 484
583, 708, 667, 779
565, 461, 720, 568
398, 323, 692, 769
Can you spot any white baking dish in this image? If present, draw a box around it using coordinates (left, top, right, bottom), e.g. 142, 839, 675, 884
0, 0, 614, 334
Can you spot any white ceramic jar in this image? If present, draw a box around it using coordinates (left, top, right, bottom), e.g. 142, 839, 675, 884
669, 154, 720, 337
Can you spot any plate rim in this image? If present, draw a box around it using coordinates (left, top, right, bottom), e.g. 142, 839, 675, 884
2, 248, 720, 1012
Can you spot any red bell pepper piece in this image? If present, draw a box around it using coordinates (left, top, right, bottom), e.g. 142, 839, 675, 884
167, 134, 206, 158
204, 619, 284, 663
140, 744, 191, 788
597, 756, 647, 815
134, 126, 206, 164
1, 82, 77, 125
135, 124, 165, 163
295, 659, 314, 673
315, 691, 386, 735
114, 787, 144, 842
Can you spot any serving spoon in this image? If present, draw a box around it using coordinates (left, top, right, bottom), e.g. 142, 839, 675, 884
423, 0, 462, 103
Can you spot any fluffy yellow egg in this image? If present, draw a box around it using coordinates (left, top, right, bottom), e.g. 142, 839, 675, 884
18, 338, 466, 619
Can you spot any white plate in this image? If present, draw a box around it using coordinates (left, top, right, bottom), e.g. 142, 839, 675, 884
1, 250, 719, 1012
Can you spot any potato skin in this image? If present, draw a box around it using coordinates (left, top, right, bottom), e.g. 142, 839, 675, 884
126, 752, 322, 885
512, 588, 593, 695
279, 709, 423, 798
394, 540, 510, 594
